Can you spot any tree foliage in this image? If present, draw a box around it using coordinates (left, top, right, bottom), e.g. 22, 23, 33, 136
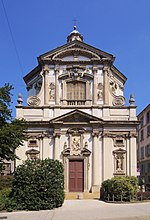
0, 83, 27, 162
9, 159, 64, 210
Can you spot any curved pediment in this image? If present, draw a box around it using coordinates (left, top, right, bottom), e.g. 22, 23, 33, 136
52, 48, 101, 61
38, 41, 115, 64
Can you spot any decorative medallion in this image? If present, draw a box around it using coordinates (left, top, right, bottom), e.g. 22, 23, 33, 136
27, 96, 41, 106
112, 96, 125, 106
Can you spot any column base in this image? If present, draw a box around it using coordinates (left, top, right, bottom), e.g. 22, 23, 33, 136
91, 185, 100, 193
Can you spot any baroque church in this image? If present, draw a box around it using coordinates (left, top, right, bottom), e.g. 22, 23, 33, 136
16, 26, 138, 193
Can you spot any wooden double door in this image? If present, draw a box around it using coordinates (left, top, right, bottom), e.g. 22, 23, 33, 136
69, 160, 84, 192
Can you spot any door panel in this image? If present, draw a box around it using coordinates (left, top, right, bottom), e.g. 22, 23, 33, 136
69, 160, 84, 192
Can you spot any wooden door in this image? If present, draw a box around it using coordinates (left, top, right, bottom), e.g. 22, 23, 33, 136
69, 160, 84, 192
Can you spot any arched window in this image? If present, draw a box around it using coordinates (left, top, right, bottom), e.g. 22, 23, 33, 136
67, 81, 86, 101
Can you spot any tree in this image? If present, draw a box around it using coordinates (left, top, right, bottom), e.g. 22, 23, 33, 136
0, 83, 27, 163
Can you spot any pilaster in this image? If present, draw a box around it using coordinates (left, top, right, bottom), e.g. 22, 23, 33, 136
91, 130, 100, 192
55, 67, 59, 105
53, 131, 60, 160
43, 65, 49, 105
92, 66, 98, 105
103, 65, 109, 105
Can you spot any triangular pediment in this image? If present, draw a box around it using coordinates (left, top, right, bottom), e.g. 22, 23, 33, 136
49, 109, 103, 124
38, 41, 115, 63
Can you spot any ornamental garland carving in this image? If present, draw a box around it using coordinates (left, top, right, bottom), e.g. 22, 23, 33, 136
65, 68, 84, 79
27, 96, 41, 106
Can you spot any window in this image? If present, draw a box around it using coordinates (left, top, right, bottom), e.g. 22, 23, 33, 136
28, 140, 38, 147
145, 145, 150, 157
140, 130, 144, 141
147, 125, 150, 136
148, 163, 150, 172
141, 147, 144, 159
114, 138, 124, 147
67, 82, 86, 105
147, 111, 150, 124
141, 163, 145, 173
140, 116, 144, 128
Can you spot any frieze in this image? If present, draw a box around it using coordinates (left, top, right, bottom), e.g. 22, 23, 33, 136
102, 132, 137, 139
27, 96, 41, 106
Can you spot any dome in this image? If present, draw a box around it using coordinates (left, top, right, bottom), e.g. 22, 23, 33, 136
67, 26, 83, 43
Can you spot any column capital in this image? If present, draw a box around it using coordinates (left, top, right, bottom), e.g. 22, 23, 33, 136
103, 65, 110, 73
92, 66, 98, 73
53, 131, 61, 138
43, 65, 49, 74
92, 130, 99, 137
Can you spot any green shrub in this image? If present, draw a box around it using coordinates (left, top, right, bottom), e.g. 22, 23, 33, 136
0, 176, 13, 190
9, 159, 64, 211
100, 176, 138, 201
0, 188, 12, 211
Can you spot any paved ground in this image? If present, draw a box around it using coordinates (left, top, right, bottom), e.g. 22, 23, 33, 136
0, 200, 150, 220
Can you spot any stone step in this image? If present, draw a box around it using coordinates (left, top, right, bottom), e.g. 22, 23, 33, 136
65, 192, 100, 200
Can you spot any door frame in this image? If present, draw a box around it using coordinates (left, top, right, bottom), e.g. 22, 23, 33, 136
64, 156, 89, 192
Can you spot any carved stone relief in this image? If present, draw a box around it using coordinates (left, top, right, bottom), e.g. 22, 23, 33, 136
112, 96, 126, 106
110, 81, 117, 95
66, 68, 84, 79
97, 82, 103, 100
71, 136, 81, 156
27, 96, 41, 106
49, 83, 55, 100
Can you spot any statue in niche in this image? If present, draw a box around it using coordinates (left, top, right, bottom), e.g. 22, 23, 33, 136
115, 154, 124, 172
71, 136, 81, 155
97, 83, 103, 100
116, 158, 122, 171
49, 83, 55, 100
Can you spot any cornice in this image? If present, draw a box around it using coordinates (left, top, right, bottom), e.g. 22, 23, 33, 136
23, 65, 42, 84
111, 65, 127, 84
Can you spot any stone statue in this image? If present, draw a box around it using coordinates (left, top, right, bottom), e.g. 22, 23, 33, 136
71, 137, 81, 155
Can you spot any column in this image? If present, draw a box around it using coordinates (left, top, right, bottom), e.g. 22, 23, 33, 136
55, 67, 59, 105
43, 66, 49, 105
92, 130, 100, 192
103, 65, 109, 105
92, 66, 98, 105
53, 132, 60, 160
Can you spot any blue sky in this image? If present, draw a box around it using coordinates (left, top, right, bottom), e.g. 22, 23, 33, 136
0, 0, 150, 117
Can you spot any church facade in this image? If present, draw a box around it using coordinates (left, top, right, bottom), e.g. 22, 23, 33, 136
16, 27, 138, 193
